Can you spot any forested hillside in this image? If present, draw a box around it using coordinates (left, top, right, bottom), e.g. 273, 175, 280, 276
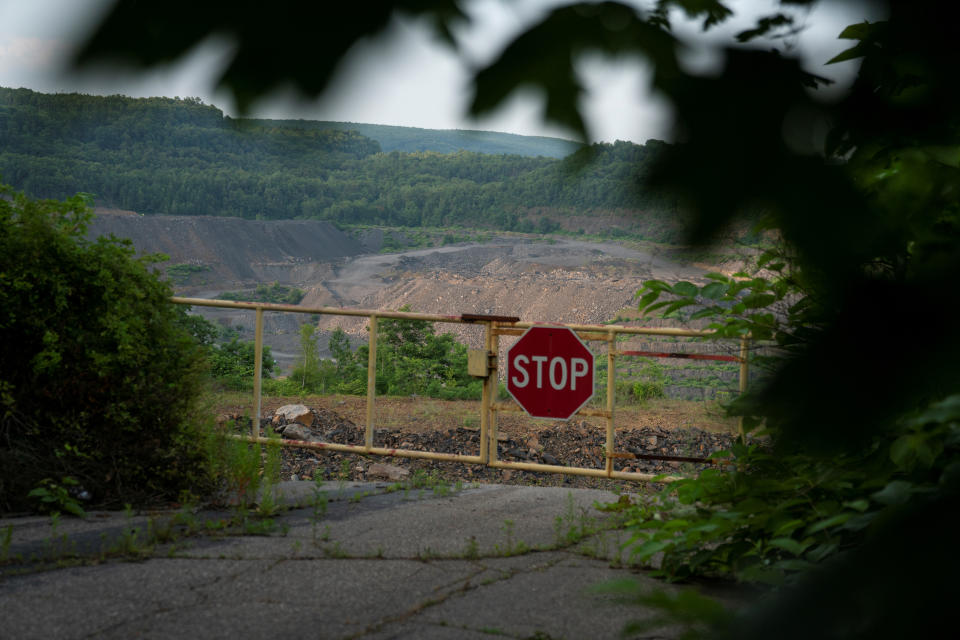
0, 87, 681, 240
244, 119, 581, 157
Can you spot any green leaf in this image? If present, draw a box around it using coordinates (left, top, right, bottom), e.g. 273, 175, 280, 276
890, 433, 940, 470
908, 394, 960, 427
633, 538, 673, 560
704, 272, 730, 283
636, 290, 662, 310
663, 299, 696, 316
772, 519, 805, 537
642, 300, 676, 315
671, 281, 699, 297
842, 499, 870, 513
642, 279, 673, 292
689, 307, 722, 320
871, 480, 917, 506
805, 512, 852, 535
842, 513, 876, 532
742, 293, 777, 309
837, 21, 878, 40
806, 542, 839, 563
700, 282, 727, 299
827, 44, 868, 65
768, 537, 809, 556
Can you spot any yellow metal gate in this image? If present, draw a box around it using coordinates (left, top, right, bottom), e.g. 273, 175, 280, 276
173, 297, 749, 482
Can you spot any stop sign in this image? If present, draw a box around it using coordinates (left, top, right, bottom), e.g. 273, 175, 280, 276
506, 326, 594, 420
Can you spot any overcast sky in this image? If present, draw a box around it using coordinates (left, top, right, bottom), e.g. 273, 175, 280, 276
0, 0, 883, 143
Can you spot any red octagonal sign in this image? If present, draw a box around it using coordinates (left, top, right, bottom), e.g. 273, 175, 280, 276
507, 326, 594, 420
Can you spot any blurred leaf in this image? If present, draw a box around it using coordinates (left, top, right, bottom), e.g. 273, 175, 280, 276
74, 1, 468, 114
700, 282, 726, 299
736, 13, 794, 43
470, 2, 678, 140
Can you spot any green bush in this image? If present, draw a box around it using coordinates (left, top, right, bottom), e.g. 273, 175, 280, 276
631, 380, 665, 402
208, 336, 276, 391
0, 184, 214, 512
217, 282, 305, 305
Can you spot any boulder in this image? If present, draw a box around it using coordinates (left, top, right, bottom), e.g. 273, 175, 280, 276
367, 463, 410, 482
279, 423, 321, 442
275, 404, 313, 427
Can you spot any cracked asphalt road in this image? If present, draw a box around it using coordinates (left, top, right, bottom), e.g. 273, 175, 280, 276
0, 483, 751, 639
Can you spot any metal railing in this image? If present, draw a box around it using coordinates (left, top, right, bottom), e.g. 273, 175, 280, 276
173, 296, 749, 482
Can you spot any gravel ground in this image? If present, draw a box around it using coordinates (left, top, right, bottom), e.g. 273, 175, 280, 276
246, 406, 739, 494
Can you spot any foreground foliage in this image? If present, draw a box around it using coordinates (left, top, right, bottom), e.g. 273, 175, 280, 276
626, 395, 960, 585
0, 184, 213, 511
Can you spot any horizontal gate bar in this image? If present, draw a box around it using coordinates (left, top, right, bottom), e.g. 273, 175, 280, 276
615, 350, 741, 363
512, 320, 719, 337
232, 435, 683, 482
609, 451, 733, 465
230, 435, 484, 464
174, 296, 467, 323
487, 460, 681, 482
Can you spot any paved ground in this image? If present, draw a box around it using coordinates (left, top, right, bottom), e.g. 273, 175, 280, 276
0, 482, 751, 639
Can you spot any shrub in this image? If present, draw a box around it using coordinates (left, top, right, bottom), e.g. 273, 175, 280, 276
0, 184, 213, 512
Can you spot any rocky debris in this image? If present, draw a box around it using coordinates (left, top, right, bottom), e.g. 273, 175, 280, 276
263, 407, 744, 492
269, 406, 364, 443
366, 463, 410, 481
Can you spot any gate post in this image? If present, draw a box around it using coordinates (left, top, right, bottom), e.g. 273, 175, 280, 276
479, 321, 492, 464
489, 325, 500, 464
253, 306, 264, 441
365, 314, 378, 450
605, 329, 616, 477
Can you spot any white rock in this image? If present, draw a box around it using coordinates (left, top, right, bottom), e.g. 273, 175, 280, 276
274, 404, 313, 426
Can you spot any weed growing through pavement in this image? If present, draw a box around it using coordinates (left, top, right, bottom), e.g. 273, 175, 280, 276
311, 474, 329, 547
337, 459, 351, 493
146, 516, 177, 545
464, 535, 479, 559
554, 493, 590, 546
112, 504, 148, 557
494, 519, 528, 556
256, 430, 284, 517
240, 514, 280, 536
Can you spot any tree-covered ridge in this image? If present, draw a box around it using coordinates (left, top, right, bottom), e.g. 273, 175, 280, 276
0, 87, 679, 239
243, 118, 581, 157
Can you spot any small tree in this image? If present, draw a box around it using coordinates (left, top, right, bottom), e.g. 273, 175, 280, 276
328, 326, 354, 377
290, 322, 325, 392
